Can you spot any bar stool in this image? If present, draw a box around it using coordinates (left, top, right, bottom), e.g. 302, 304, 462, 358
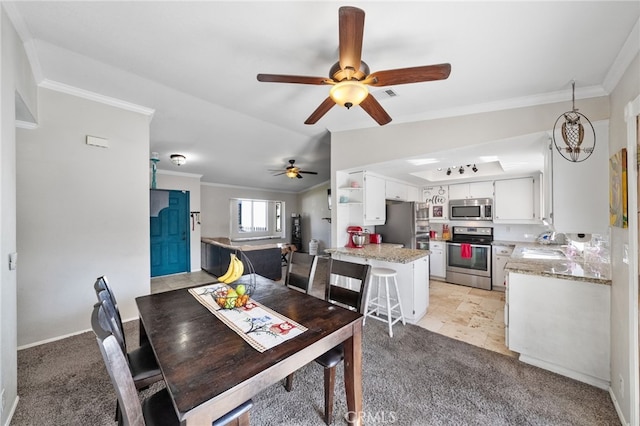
363, 267, 405, 337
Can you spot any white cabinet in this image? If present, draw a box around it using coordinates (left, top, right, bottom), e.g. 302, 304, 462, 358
423, 186, 449, 222
491, 245, 514, 291
429, 241, 446, 279
332, 253, 430, 324
507, 272, 610, 389
448, 181, 494, 200
363, 173, 386, 225
494, 176, 541, 223
552, 121, 609, 234
385, 180, 408, 201
407, 185, 420, 202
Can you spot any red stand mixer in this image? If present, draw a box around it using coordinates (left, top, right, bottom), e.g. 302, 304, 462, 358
346, 226, 366, 248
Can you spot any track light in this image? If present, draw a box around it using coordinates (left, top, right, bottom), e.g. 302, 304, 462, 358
459, 166, 464, 174
446, 168, 451, 176
472, 164, 478, 173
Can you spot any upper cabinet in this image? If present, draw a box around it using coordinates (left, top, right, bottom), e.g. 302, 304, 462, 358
552, 121, 609, 234
423, 186, 449, 222
363, 173, 386, 225
448, 181, 494, 200
494, 175, 542, 223
385, 179, 420, 202
385, 180, 408, 201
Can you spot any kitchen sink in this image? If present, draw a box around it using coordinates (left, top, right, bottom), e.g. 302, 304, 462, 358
519, 247, 567, 260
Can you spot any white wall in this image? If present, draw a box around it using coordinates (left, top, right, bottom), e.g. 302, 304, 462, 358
0, 6, 37, 423
16, 87, 151, 347
155, 171, 202, 272
608, 52, 639, 425
200, 183, 298, 245
298, 182, 331, 253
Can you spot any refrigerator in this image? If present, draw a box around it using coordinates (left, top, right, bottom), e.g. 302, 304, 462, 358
375, 201, 430, 250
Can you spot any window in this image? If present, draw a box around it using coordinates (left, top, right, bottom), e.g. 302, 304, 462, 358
230, 198, 285, 241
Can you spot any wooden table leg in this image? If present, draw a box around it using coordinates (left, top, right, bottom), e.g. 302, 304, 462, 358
343, 319, 363, 426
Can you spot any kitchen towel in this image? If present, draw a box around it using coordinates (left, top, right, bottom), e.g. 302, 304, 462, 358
461, 243, 472, 259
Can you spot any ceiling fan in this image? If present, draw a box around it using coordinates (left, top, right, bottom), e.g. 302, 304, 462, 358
257, 6, 451, 126
271, 160, 319, 179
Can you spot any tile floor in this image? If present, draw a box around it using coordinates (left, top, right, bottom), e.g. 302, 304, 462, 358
151, 270, 517, 357
417, 280, 517, 357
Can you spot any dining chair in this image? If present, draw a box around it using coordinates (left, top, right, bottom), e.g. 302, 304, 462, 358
285, 259, 371, 425
91, 302, 253, 426
284, 251, 318, 293
96, 289, 163, 391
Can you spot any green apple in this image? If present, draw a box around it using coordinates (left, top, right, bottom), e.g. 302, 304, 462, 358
235, 284, 246, 296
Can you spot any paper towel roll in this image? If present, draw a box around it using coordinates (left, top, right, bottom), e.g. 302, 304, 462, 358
568, 233, 592, 243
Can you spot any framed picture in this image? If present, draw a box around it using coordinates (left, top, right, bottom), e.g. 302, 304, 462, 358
433, 205, 443, 218
609, 148, 628, 228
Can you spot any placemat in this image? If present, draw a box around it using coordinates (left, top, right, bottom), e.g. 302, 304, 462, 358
189, 283, 307, 352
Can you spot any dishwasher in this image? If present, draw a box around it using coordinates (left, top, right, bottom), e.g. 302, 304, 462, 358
491, 244, 514, 291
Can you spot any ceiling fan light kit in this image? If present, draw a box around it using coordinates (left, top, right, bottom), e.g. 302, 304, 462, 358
256, 6, 451, 126
271, 159, 318, 179
552, 81, 596, 163
170, 154, 186, 166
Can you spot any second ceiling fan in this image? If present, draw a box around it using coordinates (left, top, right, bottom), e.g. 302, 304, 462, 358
257, 6, 451, 126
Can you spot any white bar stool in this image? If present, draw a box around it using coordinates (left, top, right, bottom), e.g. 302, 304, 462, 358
363, 267, 405, 337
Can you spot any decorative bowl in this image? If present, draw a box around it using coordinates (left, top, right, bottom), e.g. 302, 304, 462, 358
211, 283, 253, 309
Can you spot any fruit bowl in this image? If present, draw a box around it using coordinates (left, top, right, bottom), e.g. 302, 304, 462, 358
213, 251, 256, 309
211, 283, 253, 309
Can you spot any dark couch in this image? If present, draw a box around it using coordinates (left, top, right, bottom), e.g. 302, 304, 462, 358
201, 238, 282, 281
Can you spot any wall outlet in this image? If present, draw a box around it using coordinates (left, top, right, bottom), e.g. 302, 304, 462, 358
619, 374, 624, 398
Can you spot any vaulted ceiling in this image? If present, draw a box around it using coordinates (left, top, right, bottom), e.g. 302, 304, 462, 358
6, 1, 639, 191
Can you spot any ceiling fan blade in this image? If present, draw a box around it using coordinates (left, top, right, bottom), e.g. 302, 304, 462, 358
367, 63, 452, 87
272, 172, 286, 176
296, 173, 303, 179
304, 97, 336, 125
360, 94, 392, 126
299, 171, 318, 175
257, 74, 330, 85
338, 6, 365, 73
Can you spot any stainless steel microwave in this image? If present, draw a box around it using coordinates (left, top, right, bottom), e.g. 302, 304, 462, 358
449, 198, 493, 221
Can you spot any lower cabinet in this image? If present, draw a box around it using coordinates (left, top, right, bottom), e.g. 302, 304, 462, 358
507, 272, 610, 389
491, 245, 514, 291
332, 253, 430, 324
429, 241, 446, 279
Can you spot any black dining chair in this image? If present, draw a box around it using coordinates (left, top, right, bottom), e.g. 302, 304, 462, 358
284, 251, 319, 293
91, 302, 253, 426
285, 259, 371, 425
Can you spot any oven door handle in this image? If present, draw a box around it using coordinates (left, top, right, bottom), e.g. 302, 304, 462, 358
447, 243, 488, 249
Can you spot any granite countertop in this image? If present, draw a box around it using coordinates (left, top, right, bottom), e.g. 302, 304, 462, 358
325, 243, 430, 264
505, 242, 611, 285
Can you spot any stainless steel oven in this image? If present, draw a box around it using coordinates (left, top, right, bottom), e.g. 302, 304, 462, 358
445, 227, 493, 290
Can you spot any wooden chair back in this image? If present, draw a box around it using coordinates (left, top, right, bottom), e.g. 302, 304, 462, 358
94, 276, 124, 335
326, 259, 371, 313
91, 303, 145, 426
96, 290, 127, 354
285, 252, 318, 293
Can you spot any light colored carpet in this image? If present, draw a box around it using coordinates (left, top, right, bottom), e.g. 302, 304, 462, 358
12, 313, 619, 425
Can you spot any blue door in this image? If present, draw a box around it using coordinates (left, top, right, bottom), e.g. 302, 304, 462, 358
150, 189, 190, 277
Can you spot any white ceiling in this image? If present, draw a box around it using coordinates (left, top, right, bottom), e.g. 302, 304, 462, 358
6, 1, 639, 191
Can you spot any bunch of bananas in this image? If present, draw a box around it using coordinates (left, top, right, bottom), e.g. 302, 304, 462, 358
217, 253, 245, 284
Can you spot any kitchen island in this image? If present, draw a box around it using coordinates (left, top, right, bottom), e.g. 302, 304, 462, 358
326, 243, 430, 324
504, 243, 611, 389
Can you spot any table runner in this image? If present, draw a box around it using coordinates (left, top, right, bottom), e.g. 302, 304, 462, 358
189, 283, 307, 352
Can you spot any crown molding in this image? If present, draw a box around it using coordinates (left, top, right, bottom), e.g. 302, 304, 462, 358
154, 169, 203, 179
200, 181, 298, 194
15, 120, 38, 130
40, 79, 155, 118
603, 18, 640, 94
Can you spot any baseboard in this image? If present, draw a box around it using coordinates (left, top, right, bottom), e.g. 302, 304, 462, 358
518, 354, 610, 390
3, 395, 19, 426
17, 328, 91, 350
609, 386, 630, 426
17, 316, 141, 350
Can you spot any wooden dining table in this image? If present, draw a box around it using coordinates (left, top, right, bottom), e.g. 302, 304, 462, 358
136, 274, 364, 426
